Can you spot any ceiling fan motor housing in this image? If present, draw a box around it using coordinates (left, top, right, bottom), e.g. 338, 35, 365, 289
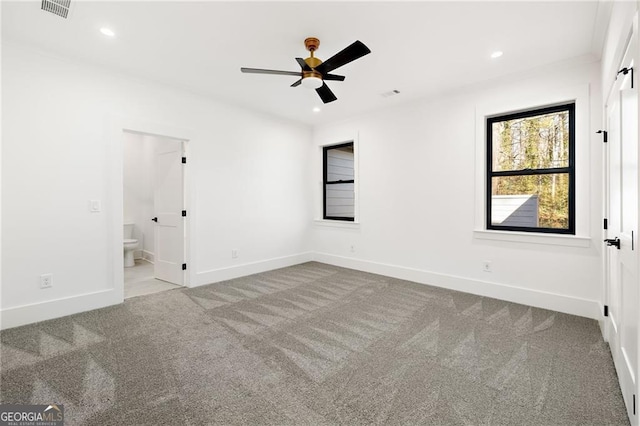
303, 70, 323, 80
302, 38, 323, 86
304, 56, 322, 69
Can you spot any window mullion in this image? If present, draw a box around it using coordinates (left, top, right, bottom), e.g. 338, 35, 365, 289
490, 167, 571, 177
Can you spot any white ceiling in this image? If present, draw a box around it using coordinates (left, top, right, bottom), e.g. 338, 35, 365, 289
2, 1, 606, 126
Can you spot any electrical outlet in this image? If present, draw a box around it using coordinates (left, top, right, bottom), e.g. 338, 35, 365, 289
482, 261, 492, 272
231, 249, 238, 259
40, 273, 53, 289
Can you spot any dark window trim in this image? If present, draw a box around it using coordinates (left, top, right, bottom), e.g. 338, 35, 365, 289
486, 103, 575, 234
323, 141, 355, 222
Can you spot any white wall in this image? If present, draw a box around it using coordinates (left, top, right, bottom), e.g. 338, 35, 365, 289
310, 58, 604, 319
1, 41, 312, 328
123, 132, 155, 259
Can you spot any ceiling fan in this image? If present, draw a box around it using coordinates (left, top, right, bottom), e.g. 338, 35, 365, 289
240, 37, 371, 104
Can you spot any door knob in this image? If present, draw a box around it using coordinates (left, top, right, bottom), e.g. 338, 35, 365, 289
151, 217, 158, 222
604, 237, 620, 249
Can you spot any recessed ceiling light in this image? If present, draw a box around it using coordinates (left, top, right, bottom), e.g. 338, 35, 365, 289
313, 107, 321, 113
491, 51, 503, 59
100, 28, 115, 37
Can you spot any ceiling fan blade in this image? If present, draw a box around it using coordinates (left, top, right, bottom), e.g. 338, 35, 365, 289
323, 74, 346, 81
295, 58, 312, 72
291, 79, 302, 87
316, 83, 337, 104
315, 40, 371, 75
241, 67, 301, 76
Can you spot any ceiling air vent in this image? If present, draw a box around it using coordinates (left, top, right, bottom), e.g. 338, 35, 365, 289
41, 0, 71, 19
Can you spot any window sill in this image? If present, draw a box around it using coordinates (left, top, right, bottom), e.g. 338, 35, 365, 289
473, 229, 591, 247
314, 219, 360, 229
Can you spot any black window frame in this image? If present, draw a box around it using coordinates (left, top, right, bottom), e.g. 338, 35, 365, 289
323, 141, 355, 221
486, 103, 575, 234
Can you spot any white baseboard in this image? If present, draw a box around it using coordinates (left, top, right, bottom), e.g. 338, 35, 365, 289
195, 252, 314, 287
313, 252, 601, 320
134, 250, 154, 262
142, 250, 154, 263
1, 251, 601, 330
1, 289, 121, 330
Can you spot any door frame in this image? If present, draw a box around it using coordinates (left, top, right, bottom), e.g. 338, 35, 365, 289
108, 116, 195, 302
602, 30, 632, 342
602, 15, 639, 425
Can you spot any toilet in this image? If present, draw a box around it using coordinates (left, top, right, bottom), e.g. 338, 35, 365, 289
123, 223, 139, 268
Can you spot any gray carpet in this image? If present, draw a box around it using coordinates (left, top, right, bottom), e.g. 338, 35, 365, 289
0, 262, 629, 425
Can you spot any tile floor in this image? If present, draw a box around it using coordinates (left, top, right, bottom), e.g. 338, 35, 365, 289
124, 259, 182, 298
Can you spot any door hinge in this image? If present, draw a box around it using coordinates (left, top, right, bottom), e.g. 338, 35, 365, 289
182, 263, 187, 271
604, 305, 609, 317
596, 130, 608, 143
182, 157, 187, 164
617, 67, 634, 89
604, 218, 608, 230
182, 210, 187, 217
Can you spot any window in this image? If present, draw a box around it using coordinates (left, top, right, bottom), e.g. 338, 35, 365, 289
487, 103, 575, 234
323, 142, 355, 221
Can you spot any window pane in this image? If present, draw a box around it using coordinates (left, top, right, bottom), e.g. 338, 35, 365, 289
325, 183, 354, 218
491, 174, 569, 229
492, 110, 569, 172
326, 146, 354, 182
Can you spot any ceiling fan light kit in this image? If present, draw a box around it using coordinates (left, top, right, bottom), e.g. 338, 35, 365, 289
241, 37, 371, 104
301, 75, 323, 89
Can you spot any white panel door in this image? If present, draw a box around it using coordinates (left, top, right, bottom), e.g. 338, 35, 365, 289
153, 139, 184, 285
605, 29, 638, 425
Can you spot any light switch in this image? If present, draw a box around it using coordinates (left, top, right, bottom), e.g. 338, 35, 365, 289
90, 200, 101, 212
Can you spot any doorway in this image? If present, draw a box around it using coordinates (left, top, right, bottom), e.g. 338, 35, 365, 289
604, 20, 638, 425
122, 130, 188, 298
